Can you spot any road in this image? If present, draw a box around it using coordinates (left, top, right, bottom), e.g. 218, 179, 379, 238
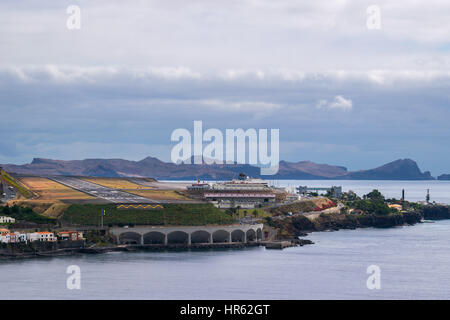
49, 176, 159, 204
0, 180, 16, 203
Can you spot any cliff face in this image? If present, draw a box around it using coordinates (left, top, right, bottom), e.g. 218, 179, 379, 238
421, 205, 450, 219
274, 211, 423, 239
274, 205, 450, 240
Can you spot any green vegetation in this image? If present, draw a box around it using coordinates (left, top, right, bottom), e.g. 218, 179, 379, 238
60, 203, 236, 226
0, 205, 56, 224
269, 200, 318, 215
234, 208, 269, 219
347, 189, 397, 216
0, 170, 34, 198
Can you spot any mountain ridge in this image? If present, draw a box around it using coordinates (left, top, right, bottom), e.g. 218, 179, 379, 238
0, 157, 435, 180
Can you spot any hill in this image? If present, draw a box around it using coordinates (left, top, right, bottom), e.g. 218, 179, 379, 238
338, 159, 434, 180
1, 157, 435, 180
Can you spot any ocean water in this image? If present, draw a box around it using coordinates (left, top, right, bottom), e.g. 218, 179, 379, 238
271, 180, 450, 204
2, 220, 450, 300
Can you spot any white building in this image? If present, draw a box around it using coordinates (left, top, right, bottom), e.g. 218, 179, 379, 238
35, 232, 56, 242
0, 216, 15, 224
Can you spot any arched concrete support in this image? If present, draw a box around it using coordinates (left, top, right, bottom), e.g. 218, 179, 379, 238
256, 228, 263, 241
143, 231, 166, 244
119, 232, 142, 245
246, 229, 256, 242
110, 223, 263, 246
191, 230, 211, 244
231, 229, 246, 243
213, 230, 230, 243
167, 231, 189, 244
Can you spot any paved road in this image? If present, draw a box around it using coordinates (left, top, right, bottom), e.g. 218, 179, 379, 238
49, 176, 159, 204
0, 180, 16, 203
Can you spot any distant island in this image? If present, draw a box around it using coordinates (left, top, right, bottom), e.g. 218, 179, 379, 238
0, 157, 436, 180
438, 174, 450, 181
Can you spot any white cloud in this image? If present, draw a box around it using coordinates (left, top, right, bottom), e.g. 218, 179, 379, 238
316, 95, 353, 111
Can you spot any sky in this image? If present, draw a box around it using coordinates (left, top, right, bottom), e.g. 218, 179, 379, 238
0, 0, 450, 175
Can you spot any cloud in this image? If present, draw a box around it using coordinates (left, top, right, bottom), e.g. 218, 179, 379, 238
316, 95, 353, 111
2, 1, 450, 71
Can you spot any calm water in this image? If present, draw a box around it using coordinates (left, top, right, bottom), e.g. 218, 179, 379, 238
272, 180, 450, 204
2, 220, 450, 300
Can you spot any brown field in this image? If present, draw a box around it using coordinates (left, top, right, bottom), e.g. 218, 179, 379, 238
18, 177, 93, 201
125, 189, 191, 201
82, 177, 149, 190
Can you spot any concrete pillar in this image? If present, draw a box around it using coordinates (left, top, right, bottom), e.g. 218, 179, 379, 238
140, 234, 144, 245
244, 232, 247, 243
116, 233, 120, 245
164, 234, 168, 245
187, 233, 191, 246
209, 233, 213, 244
228, 232, 232, 243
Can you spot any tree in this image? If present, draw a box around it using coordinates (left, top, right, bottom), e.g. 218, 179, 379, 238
3, 205, 10, 215
365, 189, 385, 202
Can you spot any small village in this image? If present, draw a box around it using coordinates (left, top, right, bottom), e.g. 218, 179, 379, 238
0, 225, 83, 244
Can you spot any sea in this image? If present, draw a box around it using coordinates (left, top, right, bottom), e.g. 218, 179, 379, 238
1, 180, 450, 300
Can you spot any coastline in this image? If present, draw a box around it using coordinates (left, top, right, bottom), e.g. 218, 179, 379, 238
274, 205, 450, 242
2, 205, 449, 260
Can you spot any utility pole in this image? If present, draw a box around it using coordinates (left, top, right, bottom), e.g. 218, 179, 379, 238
401, 189, 405, 210
100, 208, 105, 227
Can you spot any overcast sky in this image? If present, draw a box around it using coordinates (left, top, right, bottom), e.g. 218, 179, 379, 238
1, 0, 450, 175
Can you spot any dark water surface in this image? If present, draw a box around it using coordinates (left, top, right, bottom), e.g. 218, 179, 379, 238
2, 220, 450, 299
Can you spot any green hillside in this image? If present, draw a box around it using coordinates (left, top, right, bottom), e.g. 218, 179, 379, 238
61, 203, 236, 226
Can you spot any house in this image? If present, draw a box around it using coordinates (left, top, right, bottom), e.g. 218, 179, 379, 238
36, 231, 56, 242
58, 231, 84, 241
0, 216, 15, 224
4, 232, 18, 243
27, 232, 56, 242
0, 228, 10, 236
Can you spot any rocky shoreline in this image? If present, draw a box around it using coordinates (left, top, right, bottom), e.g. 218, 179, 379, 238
275, 205, 450, 242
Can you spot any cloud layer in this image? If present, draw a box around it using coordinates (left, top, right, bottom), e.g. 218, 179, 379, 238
0, 1, 450, 174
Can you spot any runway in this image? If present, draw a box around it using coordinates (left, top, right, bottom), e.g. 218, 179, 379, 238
49, 176, 159, 204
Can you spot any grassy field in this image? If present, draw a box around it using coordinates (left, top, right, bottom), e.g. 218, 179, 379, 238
61, 203, 236, 226
235, 208, 270, 219
18, 177, 94, 201
82, 177, 148, 190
